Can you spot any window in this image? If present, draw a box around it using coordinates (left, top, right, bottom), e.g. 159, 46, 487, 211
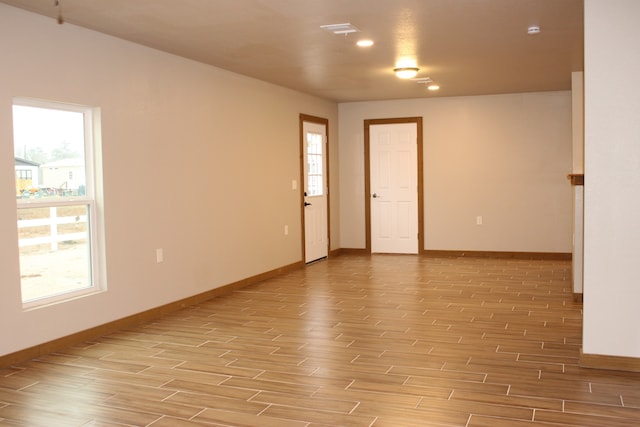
16, 170, 32, 180
12, 98, 103, 307
306, 132, 324, 197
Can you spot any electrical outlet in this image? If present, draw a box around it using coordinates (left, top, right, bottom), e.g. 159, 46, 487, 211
284, 225, 289, 235
156, 248, 163, 263
476, 216, 483, 225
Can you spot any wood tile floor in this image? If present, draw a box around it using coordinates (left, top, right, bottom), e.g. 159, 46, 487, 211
2, 254, 640, 426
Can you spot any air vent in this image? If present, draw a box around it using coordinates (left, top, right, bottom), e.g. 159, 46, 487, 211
320, 23, 361, 35
413, 78, 433, 84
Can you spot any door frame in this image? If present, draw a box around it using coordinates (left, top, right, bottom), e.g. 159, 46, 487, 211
364, 117, 424, 254
299, 113, 330, 262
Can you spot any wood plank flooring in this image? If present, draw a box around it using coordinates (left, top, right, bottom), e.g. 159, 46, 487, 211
2, 254, 640, 426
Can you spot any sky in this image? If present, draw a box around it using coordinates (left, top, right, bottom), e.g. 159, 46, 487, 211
12, 104, 85, 162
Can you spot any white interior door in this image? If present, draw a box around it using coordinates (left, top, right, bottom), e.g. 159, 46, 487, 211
370, 123, 418, 254
303, 121, 328, 263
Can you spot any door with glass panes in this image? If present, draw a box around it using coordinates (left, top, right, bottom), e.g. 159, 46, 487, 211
303, 119, 328, 263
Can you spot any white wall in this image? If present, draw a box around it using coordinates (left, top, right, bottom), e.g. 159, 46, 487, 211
0, 4, 338, 357
583, 0, 640, 358
339, 93, 573, 253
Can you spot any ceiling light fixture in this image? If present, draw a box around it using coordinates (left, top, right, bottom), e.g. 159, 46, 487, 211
394, 67, 419, 79
427, 84, 440, 91
357, 39, 374, 47
527, 25, 541, 35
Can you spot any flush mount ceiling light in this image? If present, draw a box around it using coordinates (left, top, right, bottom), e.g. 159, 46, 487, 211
394, 67, 419, 79
427, 84, 440, 91
320, 23, 361, 35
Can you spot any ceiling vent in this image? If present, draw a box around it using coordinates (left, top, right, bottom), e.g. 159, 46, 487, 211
320, 23, 361, 35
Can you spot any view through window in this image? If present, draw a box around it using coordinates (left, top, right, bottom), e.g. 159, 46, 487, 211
306, 132, 324, 197
13, 99, 101, 306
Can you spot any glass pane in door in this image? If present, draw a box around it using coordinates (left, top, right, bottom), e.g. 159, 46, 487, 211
306, 132, 323, 196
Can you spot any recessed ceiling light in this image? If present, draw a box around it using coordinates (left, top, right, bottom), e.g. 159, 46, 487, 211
357, 39, 374, 47
527, 25, 541, 35
427, 84, 440, 91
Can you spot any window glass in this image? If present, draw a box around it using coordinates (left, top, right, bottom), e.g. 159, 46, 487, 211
17, 205, 92, 302
306, 132, 324, 196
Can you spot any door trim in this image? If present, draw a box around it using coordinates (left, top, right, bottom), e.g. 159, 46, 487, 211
300, 114, 330, 262
364, 117, 424, 254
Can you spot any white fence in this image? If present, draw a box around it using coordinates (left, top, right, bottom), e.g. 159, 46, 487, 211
18, 207, 87, 251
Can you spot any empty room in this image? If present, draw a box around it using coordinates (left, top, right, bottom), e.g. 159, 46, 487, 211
1, 1, 639, 426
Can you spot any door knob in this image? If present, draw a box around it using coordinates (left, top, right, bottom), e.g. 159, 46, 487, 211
304, 202, 312, 207
372, 193, 380, 198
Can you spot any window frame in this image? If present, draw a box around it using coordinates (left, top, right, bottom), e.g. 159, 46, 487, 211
13, 97, 104, 308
